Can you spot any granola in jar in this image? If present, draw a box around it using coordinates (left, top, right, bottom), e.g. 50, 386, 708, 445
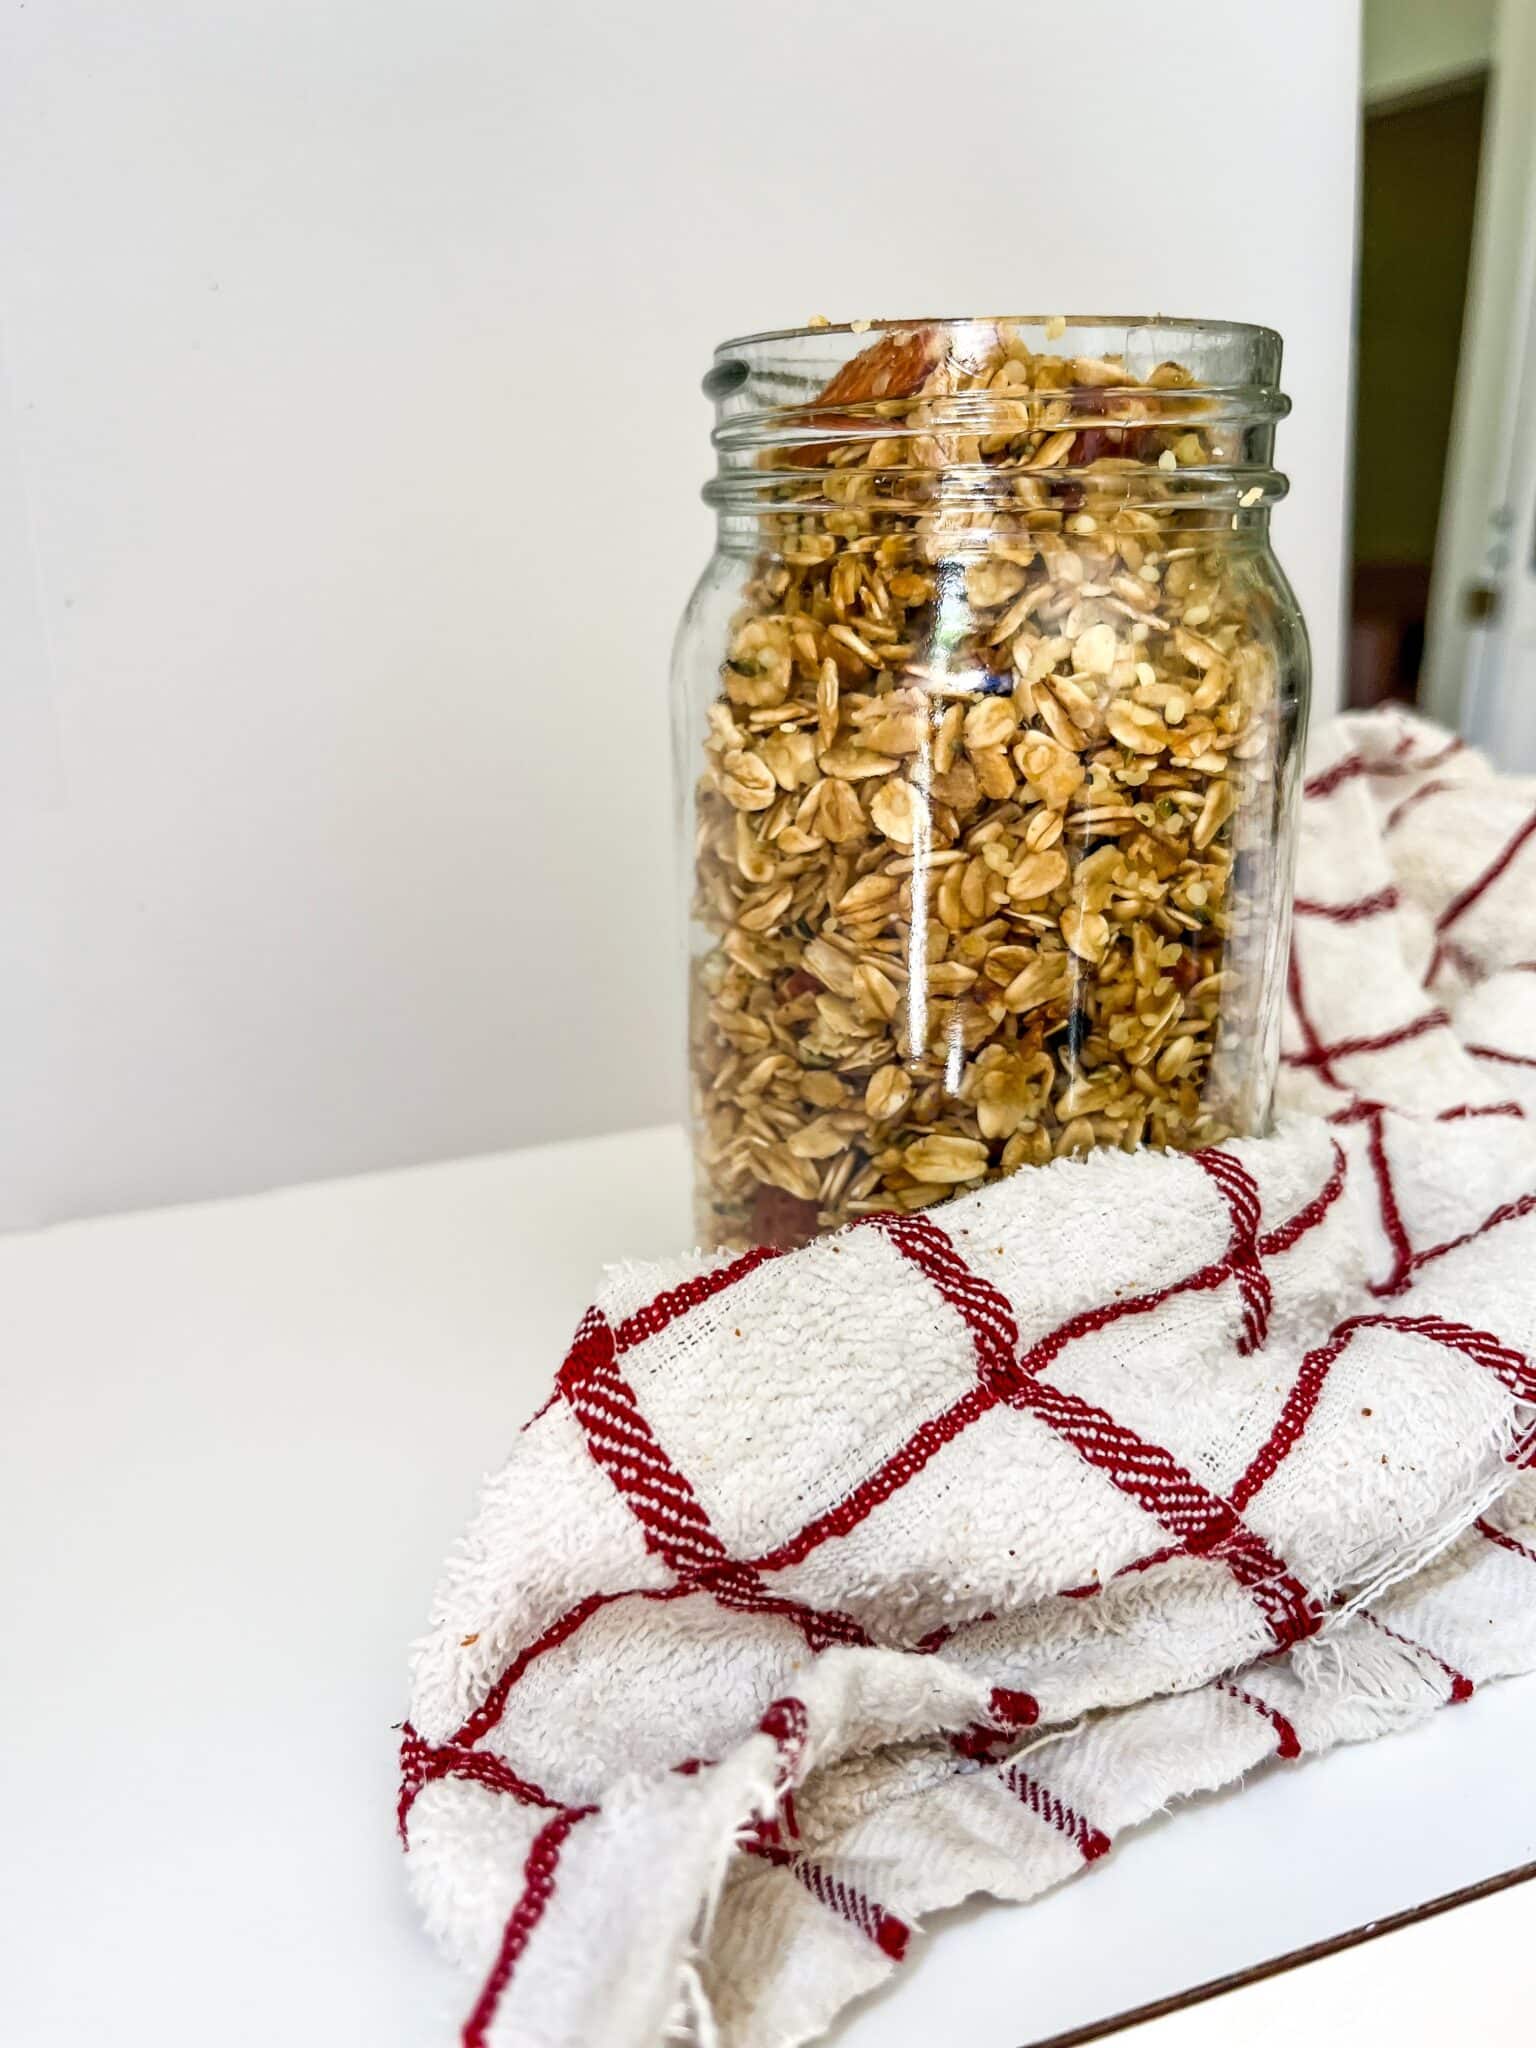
677, 318, 1309, 1249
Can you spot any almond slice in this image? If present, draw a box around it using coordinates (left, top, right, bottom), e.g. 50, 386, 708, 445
783, 326, 948, 467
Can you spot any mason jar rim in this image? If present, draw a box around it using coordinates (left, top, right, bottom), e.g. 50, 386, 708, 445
702, 314, 1290, 516
713, 312, 1282, 356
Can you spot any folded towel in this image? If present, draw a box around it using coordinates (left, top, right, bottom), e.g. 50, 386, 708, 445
401, 708, 1536, 2048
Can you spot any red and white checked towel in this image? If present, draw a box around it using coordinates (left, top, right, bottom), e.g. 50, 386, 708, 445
401, 709, 1536, 2048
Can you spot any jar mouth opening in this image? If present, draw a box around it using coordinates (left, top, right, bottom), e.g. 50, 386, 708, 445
713, 312, 1282, 357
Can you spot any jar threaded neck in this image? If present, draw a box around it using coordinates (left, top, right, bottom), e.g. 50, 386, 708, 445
704, 316, 1289, 519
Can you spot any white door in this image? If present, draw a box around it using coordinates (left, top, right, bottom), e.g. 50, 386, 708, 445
1463, 219, 1536, 768
1424, 0, 1536, 759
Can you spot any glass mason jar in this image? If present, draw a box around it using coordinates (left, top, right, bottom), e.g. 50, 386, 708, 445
673, 317, 1310, 1252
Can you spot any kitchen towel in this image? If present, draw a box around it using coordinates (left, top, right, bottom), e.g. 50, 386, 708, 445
401, 708, 1536, 2048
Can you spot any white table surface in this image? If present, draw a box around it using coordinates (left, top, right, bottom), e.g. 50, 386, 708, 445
3, 1123, 1533, 2048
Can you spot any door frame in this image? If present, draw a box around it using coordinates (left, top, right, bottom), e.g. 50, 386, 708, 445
1422, 0, 1536, 729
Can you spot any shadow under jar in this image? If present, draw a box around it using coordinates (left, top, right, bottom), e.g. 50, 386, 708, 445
674, 317, 1310, 1252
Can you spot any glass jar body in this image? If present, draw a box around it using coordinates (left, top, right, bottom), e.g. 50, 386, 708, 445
673, 320, 1310, 1251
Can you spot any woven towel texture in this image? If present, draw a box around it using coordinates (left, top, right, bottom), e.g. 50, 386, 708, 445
402, 710, 1536, 2048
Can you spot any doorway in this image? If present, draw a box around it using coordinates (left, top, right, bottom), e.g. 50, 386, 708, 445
1349, 78, 1487, 709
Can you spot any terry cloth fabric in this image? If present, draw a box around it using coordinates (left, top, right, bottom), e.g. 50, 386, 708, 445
400, 709, 1536, 2048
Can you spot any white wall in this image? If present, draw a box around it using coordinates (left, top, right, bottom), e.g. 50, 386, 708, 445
0, 0, 1360, 1228
1364, 0, 1495, 102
